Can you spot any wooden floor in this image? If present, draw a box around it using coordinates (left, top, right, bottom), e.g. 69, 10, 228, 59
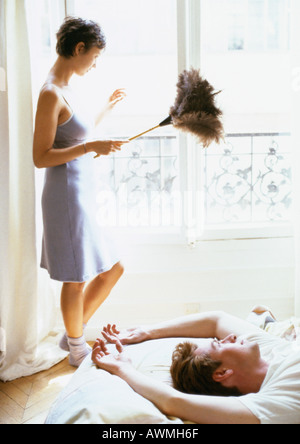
0, 356, 79, 424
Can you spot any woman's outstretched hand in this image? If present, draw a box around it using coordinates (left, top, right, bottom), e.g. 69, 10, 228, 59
107, 89, 127, 109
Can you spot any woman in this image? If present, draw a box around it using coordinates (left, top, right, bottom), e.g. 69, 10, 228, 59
33, 17, 128, 367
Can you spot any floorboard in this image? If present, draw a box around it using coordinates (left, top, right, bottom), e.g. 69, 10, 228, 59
0, 346, 91, 424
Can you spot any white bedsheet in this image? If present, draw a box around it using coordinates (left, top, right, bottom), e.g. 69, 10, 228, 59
45, 338, 188, 424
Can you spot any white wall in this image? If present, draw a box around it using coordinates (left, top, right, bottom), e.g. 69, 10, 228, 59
66, 237, 296, 340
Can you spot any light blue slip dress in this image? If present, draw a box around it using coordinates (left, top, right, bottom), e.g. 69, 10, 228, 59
40, 87, 120, 282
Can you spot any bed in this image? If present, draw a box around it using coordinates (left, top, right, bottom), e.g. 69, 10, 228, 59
45, 316, 300, 425
45, 337, 189, 424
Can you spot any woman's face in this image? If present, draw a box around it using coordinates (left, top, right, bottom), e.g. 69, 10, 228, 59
74, 44, 102, 76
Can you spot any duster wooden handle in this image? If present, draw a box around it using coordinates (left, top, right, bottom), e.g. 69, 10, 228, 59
94, 124, 161, 159
128, 124, 161, 142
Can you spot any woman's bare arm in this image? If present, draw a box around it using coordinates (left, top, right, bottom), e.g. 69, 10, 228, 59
95, 89, 126, 127
33, 86, 128, 169
33, 86, 84, 168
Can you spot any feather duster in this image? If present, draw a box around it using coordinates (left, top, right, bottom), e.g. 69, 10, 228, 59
169, 68, 224, 147
129, 68, 224, 145
170, 68, 222, 119
94, 68, 224, 159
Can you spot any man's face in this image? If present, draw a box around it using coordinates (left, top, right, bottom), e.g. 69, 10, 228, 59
194, 334, 261, 369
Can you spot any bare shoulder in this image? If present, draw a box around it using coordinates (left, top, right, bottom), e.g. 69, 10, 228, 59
38, 84, 61, 106
36, 84, 62, 117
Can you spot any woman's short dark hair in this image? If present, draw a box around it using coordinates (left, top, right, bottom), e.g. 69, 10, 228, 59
56, 16, 106, 58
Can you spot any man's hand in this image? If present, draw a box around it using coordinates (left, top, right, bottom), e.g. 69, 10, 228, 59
92, 338, 132, 375
102, 324, 151, 346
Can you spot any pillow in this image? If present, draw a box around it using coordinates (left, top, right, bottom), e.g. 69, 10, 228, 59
45, 338, 187, 424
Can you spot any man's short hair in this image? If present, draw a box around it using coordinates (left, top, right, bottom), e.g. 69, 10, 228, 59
170, 342, 242, 397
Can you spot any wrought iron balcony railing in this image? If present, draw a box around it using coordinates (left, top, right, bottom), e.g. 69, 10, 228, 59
94, 132, 292, 228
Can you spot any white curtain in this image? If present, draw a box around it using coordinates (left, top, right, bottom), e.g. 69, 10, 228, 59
0, 0, 67, 382
291, 0, 300, 317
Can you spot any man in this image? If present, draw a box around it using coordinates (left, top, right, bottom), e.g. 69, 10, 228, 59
92, 310, 300, 424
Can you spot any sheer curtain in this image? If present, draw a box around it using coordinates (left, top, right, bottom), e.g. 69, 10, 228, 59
291, 0, 300, 317
0, 0, 67, 382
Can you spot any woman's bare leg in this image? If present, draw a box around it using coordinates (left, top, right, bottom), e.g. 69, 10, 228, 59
60, 282, 86, 339
60, 281, 94, 367
83, 262, 124, 325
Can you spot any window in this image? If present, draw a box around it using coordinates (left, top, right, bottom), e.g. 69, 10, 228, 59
203, 0, 290, 53
67, 0, 181, 237
27, 0, 294, 243
200, 0, 292, 237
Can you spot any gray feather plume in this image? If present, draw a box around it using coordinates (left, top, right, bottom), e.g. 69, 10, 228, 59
169, 68, 224, 147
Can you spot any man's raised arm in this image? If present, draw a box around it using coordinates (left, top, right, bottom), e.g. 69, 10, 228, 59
92, 339, 260, 425
102, 311, 260, 345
